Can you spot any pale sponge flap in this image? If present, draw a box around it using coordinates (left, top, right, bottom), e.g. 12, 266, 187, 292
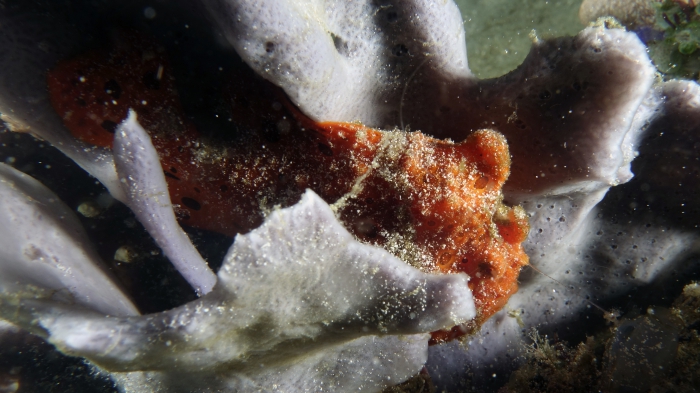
15, 189, 474, 391
0, 163, 138, 318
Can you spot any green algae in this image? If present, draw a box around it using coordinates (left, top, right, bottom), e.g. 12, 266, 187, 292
648, 0, 700, 79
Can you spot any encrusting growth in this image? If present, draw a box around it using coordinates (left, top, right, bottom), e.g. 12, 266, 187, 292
47, 32, 529, 341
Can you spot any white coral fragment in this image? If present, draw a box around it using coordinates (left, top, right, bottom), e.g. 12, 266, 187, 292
0, 163, 138, 318
113, 111, 217, 295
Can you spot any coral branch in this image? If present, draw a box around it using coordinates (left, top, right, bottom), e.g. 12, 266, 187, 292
113, 110, 217, 295
0, 163, 138, 318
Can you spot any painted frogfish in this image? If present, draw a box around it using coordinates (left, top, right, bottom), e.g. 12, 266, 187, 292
46, 32, 529, 342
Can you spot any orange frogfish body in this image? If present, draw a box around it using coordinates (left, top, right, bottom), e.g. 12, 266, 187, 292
47, 32, 529, 342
